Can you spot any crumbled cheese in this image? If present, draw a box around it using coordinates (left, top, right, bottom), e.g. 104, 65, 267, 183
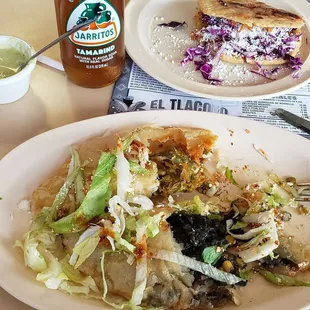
18, 200, 31, 211
197, 17, 298, 61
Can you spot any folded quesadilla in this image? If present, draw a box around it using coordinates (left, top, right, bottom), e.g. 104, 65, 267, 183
194, 0, 304, 65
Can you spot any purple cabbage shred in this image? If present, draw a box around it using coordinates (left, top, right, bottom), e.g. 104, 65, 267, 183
250, 62, 280, 80
181, 46, 223, 84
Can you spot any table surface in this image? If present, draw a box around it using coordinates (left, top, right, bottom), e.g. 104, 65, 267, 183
0, 1, 115, 308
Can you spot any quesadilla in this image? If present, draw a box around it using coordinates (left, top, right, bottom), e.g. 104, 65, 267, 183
194, 0, 304, 65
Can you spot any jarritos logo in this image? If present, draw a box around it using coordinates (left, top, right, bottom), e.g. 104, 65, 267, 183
67, 0, 121, 47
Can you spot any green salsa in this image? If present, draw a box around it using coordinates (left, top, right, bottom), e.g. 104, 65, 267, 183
0, 48, 28, 79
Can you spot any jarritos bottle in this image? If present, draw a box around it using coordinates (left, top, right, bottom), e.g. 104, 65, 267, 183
54, 0, 125, 88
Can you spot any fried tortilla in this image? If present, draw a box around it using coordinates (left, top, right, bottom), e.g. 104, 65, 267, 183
198, 0, 304, 28
194, 0, 304, 65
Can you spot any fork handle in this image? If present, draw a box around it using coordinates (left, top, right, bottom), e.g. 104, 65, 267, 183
273, 108, 310, 135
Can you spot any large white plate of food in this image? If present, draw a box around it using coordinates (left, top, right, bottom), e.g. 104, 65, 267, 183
125, 0, 310, 100
1, 110, 310, 310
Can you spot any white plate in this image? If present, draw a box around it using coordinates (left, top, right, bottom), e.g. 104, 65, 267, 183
1, 110, 310, 310
125, 0, 310, 100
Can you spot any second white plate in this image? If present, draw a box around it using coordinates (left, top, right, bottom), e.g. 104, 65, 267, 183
125, 0, 310, 100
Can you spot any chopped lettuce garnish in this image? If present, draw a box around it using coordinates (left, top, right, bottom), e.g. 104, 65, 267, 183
71, 147, 85, 206
115, 233, 136, 253
129, 221, 148, 307
47, 166, 80, 223
61, 255, 99, 293
69, 225, 101, 269
116, 151, 132, 201
139, 211, 163, 238
101, 250, 129, 309
16, 232, 47, 272
36, 250, 68, 289
202, 245, 228, 265
129, 161, 150, 176
109, 195, 135, 235
51, 152, 116, 233
151, 249, 243, 285
225, 168, 239, 186
16, 208, 100, 294
227, 211, 279, 263
174, 195, 210, 215
259, 269, 310, 287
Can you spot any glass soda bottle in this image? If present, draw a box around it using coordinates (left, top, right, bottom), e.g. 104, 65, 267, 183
54, 0, 125, 88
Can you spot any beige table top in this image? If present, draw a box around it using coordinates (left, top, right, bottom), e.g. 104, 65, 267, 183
0, 0, 115, 308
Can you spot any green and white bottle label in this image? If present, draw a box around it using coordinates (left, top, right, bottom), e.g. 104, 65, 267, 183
67, 0, 121, 47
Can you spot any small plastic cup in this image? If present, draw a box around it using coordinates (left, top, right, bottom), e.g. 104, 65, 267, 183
0, 35, 36, 104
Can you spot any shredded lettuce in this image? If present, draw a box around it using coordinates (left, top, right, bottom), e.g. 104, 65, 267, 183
109, 195, 134, 236
115, 232, 136, 253
16, 233, 47, 272
227, 211, 279, 263
129, 221, 148, 306
51, 152, 116, 233
227, 219, 267, 240
61, 255, 99, 294
15, 210, 54, 273
109, 195, 135, 216
151, 249, 243, 285
174, 195, 209, 215
69, 226, 101, 269
47, 166, 80, 223
71, 147, 85, 206
36, 249, 68, 289
101, 250, 128, 309
139, 211, 163, 238
16, 209, 100, 294
116, 151, 132, 201
238, 231, 268, 251
129, 161, 151, 176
